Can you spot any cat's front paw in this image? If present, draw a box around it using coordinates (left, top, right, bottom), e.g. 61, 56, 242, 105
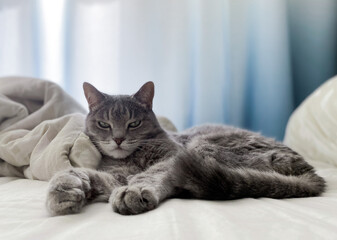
46, 169, 91, 215
110, 186, 159, 215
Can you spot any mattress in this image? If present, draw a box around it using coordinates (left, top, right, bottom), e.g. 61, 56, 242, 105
1, 165, 337, 240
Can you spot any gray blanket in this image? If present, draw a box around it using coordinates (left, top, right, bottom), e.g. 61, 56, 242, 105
0, 77, 176, 180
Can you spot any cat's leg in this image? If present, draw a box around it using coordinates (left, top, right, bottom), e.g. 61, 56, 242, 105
46, 168, 121, 215
268, 149, 315, 176
189, 137, 316, 176
110, 160, 175, 215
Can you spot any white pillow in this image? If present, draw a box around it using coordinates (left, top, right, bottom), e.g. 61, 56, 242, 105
284, 75, 337, 168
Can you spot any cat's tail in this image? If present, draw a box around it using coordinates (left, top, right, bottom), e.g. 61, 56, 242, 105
171, 151, 325, 200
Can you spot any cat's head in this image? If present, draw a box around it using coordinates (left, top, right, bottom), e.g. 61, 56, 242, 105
83, 81, 163, 159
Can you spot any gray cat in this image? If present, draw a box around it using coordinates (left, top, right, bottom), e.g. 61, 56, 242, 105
46, 82, 325, 215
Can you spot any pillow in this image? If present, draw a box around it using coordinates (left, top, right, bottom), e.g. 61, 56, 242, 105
284, 75, 337, 168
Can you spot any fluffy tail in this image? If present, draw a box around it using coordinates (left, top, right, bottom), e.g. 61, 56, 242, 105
171, 152, 326, 200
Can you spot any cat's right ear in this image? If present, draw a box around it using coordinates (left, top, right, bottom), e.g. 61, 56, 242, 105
83, 82, 105, 110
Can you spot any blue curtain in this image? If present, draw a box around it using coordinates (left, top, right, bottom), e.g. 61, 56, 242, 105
1, 0, 337, 140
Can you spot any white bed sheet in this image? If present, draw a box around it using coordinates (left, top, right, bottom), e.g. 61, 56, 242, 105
1, 167, 337, 240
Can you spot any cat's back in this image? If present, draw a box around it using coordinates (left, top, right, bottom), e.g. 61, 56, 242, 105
172, 124, 251, 141
181, 124, 239, 135
171, 123, 279, 150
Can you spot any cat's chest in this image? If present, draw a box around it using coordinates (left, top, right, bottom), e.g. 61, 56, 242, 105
131, 146, 165, 167
98, 158, 142, 183
98, 154, 156, 181
98, 143, 174, 182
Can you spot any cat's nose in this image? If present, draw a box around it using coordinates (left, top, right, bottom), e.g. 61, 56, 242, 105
114, 138, 125, 146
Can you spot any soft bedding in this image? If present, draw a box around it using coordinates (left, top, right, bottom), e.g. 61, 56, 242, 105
1, 76, 337, 239
284, 75, 337, 169
0, 77, 101, 180
1, 167, 337, 240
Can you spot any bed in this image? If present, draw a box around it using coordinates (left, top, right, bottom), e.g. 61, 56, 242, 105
1, 166, 337, 239
1, 77, 337, 239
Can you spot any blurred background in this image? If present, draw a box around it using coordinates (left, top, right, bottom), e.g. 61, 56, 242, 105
1, 0, 337, 140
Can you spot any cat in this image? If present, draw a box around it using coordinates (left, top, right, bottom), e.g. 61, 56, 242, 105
46, 81, 325, 215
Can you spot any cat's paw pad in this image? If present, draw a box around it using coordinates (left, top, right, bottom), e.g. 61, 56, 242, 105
110, 186, 158, 215
46, 169, 90, 215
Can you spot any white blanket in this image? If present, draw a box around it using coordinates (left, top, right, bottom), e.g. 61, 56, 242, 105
0, 166, 337, 240
0, 77, 101, 180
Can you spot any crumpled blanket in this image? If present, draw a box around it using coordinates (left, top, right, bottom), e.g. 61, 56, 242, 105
0, 77, 177, 181
0, 77, 102, 180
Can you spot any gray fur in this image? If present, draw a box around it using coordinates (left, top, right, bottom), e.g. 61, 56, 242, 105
46, 82, 325, 215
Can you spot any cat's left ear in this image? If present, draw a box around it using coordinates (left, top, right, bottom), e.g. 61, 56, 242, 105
132, 81, 154, 109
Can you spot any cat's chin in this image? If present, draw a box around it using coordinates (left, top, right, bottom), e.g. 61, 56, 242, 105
109, 149, 132, 159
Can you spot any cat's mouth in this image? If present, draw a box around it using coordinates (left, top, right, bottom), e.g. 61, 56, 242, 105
97, 141, 133, 159
111, 147, 131, 159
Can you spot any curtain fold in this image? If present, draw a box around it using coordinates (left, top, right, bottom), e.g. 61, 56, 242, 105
0, 0, 39, 77
243, 0, 293, 139
1, 0, 337, 140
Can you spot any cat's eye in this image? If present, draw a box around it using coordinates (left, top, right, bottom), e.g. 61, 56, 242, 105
129, 120, 141, 129
98, 121, 110, 128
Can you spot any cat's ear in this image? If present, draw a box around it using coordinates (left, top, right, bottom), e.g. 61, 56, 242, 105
132, 81, 155, 109
83, 82, 105, 110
